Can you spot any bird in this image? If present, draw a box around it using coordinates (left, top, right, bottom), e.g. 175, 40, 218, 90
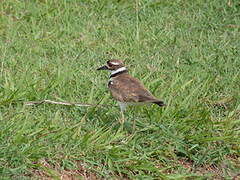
97, 59, 166, 124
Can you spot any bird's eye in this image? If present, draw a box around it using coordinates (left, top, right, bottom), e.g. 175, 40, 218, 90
107, 61, 113, 67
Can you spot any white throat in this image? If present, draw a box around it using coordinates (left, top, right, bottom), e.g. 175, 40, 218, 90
110, 67, 127, 76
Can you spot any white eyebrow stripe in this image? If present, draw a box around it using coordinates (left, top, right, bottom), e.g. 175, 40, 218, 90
110, 61, 121, 65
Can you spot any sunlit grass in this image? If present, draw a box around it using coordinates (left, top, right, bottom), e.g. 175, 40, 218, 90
0, 0, 240, 179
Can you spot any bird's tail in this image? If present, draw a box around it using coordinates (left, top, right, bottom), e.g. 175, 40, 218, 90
153, 100, 166, 107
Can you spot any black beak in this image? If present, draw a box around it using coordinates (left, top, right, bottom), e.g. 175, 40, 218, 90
97, 65, 108, 70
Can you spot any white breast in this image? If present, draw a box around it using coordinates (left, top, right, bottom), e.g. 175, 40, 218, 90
108, 78, 113, 87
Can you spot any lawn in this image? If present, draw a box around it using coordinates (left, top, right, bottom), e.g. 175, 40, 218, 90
0, 0, 240, 179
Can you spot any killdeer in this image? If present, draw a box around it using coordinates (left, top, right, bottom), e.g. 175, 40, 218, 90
97, 59, 166, 124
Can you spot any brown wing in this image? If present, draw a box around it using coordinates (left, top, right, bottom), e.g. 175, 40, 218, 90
109, 74, 160, 103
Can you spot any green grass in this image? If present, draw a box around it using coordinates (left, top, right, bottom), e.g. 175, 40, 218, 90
0, 0, 240, 179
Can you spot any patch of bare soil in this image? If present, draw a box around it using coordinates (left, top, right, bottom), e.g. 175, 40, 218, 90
31, 159, 100, 180
31, 156, 240, 180
178, 155, 240, 180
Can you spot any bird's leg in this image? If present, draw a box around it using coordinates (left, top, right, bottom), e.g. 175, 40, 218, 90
120, 110, 125, 125
118, 102, 127, 125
